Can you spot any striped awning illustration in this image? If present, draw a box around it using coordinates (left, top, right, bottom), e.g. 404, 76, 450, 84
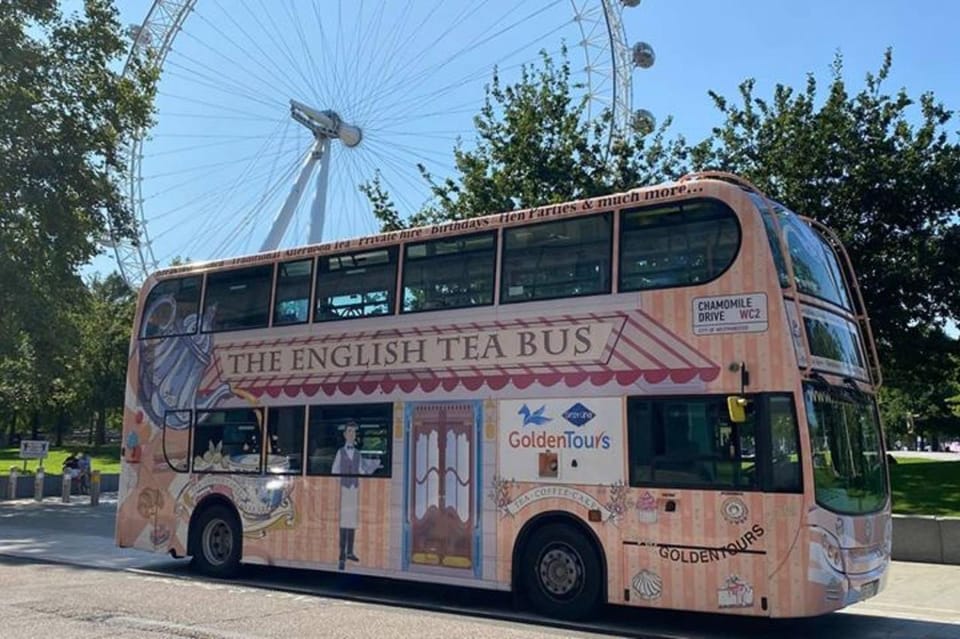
200, 310, 720, 399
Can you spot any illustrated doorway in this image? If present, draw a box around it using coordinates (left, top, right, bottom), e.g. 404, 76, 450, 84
404, 402, 481, 576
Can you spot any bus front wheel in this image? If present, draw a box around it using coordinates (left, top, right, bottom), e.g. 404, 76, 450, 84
190, 504, 242, 578
521, 523, 602, 620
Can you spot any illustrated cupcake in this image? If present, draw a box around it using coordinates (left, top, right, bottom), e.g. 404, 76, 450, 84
636, 491, 657, 523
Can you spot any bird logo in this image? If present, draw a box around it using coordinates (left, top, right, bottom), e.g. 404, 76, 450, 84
519, 404, 551, 426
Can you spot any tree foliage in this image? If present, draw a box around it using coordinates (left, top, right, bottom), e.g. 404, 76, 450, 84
362, 49, 688, 230
362, 48, 960, 440
689, 50, 960, 437
689, 50, 960, 369
0, 1, 154, 445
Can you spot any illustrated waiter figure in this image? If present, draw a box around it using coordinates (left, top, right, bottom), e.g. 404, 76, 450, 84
331, 420, 382, 570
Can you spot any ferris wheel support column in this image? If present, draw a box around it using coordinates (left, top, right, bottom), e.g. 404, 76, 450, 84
260, 100, 362, 252
308, 137, 332, 245
260, 137, 324, 252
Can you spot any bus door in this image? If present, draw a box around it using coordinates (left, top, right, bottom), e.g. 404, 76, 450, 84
624, 395, 768, 614
405, 402, 478, 573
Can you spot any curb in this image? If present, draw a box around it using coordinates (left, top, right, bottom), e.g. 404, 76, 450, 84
0, 473, 120, 500
892, 514, 960, 565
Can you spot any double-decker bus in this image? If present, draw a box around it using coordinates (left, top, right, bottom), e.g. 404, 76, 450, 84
116, 172, 890, 621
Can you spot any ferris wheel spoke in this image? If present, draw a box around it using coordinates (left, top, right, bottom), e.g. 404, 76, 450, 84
148, 136, 280, 158
161, 60, 284, 110
169, 158, 298, 245
371, 102, 505, 127
348, 1, 448, 116
156, 91, 283, 121
366, 23, 570, 121
309, 2, 349, 111
143, 147, 294, 180
197, 154, 306, 255
161, 67, 285, 113
360, 143, 455, 203
114, 0, 641, 287
343, 0, 393, 116
375, 1, 490, 101
243, 0, 322, 107
190, 8, 306, 104
279, 0, 329, 105
183, 172, 287, 260
369, 1, 565, 110
159, 112, 267, 122
147, 189, 233, 225
173, 127, 308, 254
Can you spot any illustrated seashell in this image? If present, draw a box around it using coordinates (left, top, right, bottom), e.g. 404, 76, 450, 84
721, 496, 748, 524
631, 569, 663, 600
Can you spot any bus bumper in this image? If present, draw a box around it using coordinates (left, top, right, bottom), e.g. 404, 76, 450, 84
842, 559, 889, 607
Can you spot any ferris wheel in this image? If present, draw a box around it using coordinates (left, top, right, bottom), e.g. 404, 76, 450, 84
109, 0, 657, 290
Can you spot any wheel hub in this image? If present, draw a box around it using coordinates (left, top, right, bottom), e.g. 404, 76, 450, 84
202, 519, 233, 565
538, 545, 582, 596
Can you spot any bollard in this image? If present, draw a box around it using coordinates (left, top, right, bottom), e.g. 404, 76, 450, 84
62, 472, 72, 503
8, 468, 17, 500
89, 470, 100, 506
34, 467, 44, 502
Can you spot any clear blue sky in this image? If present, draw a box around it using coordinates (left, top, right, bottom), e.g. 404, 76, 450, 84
92, 0, 960, 294
631, 0, 960, 143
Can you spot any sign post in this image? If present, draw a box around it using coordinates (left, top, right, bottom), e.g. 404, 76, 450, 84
19, 440, 49, 463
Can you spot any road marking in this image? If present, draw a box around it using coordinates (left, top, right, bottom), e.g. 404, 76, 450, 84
864, 602, 960, 615
841, 606, 960, 624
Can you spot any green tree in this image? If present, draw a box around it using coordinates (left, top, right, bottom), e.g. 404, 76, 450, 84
878, 330, 960, 446
362, 49, 688, 230
73, 273, 135, 446
689, 50, 960, 378
0, 0, 155, 442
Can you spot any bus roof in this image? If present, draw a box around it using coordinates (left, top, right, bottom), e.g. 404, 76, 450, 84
146, 175, 745, 283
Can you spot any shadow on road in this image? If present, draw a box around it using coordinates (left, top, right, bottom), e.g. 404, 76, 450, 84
124, 560, 959, 639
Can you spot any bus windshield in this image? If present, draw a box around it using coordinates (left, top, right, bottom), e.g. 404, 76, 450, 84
751, 195, 851, 309
804, 383, 887, 514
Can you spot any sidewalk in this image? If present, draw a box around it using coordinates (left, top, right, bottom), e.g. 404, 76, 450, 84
0, 494, 958, 624
0, 493, 167, 570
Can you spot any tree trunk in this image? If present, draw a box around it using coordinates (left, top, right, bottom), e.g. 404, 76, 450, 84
88, 413, 95, 445
54, 410, 67, 447
30, 410, 39, 440
3, 409, 15, 447
96, 404, 107, 446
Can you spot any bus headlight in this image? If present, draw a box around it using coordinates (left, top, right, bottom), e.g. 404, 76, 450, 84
821, 531, 845, 573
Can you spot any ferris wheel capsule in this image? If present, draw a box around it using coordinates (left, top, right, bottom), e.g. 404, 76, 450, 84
632, 42, 656, 69
632, 109, 656, 135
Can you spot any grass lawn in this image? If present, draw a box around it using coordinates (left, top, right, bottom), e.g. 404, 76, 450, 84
1, 445, 121, 475
889, 457, 960, 517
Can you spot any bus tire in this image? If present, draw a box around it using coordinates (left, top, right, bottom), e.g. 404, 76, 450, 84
190, 504, 242, 578
521, 523, 602, 621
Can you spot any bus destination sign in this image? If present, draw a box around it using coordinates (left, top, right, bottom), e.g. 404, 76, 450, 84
692, 293, 768, 335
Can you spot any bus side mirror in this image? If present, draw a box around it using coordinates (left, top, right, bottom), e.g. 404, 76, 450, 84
727, 396, 750, 423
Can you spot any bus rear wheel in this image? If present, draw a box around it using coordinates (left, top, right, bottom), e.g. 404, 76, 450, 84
190, 504, 242, 578
521, 523, 602, 620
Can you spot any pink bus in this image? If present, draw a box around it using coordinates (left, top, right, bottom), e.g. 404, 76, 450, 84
116, 172, 890, 620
